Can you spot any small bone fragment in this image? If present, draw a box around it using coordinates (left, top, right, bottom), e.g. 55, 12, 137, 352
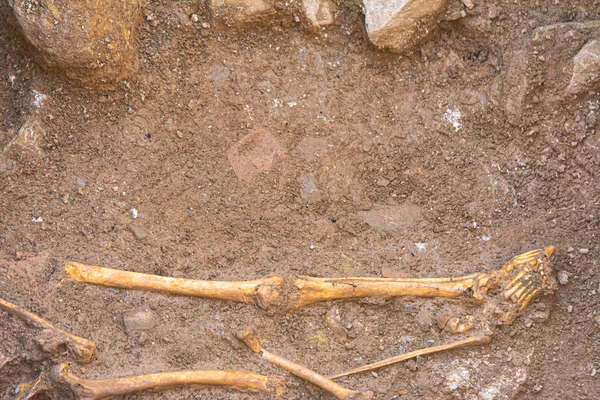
64, 262, 284, 309
0, 297, 96, 363
437, 313, 475, 334
295, 247, 557, 325
326, 306, 348, 343
238, 329, 373, 400
16, 363, 283, 400
329, 335, 492, 379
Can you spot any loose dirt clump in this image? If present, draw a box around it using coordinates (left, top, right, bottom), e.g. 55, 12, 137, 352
1, 0, 600, 399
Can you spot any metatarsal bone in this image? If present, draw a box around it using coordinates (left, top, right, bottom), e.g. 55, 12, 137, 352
0, 297, 96, 363
64, 262, 284, 309
328, 335, 492, 379
238, 329, 373, 400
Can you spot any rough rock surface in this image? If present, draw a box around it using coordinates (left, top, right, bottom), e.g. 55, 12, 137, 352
362, 0, 447, 53
210, 0, 276, 26
303, 0, 334, 28
9, 0, 141, 86
566, 39, 600, 96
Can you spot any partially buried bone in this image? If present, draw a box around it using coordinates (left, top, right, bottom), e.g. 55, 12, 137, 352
295, 247, 558, 325
0, 297, 96, 363
238, 329, 373, 400
64, 262, 284, 309
328, 335, 492, 379
15, 362, 285, 400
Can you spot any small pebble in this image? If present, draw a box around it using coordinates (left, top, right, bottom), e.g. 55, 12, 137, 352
371, 371, 378, 377
131, 208, 138, 219
557, 270, 569, 285
176, 130, 183, 138
592, 369, 597, 377
567, 246, 574, 253
580, 248, 589, 254
112, 186, 119, 192
568, 305, 573, 313
190, 13, 199, 22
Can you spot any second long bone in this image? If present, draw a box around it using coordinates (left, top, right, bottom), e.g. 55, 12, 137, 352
64, 262, 284, 309
295, 247, 558, 325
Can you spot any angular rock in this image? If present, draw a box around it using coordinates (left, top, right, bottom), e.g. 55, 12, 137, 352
0, 119, 45, 167
303, 0, 334, 28
123, 308, 156, 333
227, 129, 286, 182
362, 203, 422, 231
128, 224, 148, 241
300, 175, 322, 203
363, 0, 448, 53
210, 0, 276, 26
9, 0, 141, 86
566, 40, 600, 96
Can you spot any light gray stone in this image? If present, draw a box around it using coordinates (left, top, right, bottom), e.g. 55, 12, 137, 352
363, 0, 447, 53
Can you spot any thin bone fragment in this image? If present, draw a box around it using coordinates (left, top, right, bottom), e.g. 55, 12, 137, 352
64, 262, 284, 309
329, 335, 492, 379
295, 247, 557, 325
16, 363, 284, 400
238, 329, 373, 400
0, 297, 96, 363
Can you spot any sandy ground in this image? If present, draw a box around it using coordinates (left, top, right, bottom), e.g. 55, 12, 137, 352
1, 1, 600, 399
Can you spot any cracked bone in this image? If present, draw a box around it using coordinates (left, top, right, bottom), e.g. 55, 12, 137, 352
238, 329, 373, 400
0, 297, 96, 363
329, 335, 491, 379
64, 262, 284, 309
295, 247, 557, 325
15, 362, 284, 400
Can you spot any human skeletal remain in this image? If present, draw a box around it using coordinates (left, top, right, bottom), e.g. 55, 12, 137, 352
295, 247, 557, 325
0, 297, 96, 363
64, 262, 284, 309
14, 363, 284, 400
328, 335, 492, 379
238, 329, 374, 400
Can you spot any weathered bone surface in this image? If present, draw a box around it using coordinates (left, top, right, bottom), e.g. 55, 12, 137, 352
329, 335, 492, 379
64, 262, 284, 309
295, 247, 557, 325
0, 297, 96, 363
15, 363, 283, 400
238, 329, 373, 400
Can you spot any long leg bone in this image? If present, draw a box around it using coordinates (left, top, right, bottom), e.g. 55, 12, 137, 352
295, 247, 558, 324
15, 363, 285, 400
64, 262, 284, 309
0, 297, 96, 363
238, 329, 373, 400
328, 335, 492, 379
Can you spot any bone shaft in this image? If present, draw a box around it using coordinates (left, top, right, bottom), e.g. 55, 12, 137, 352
296, 274, 483, 308
65, 262, 282, 304
329, 336, 492, 379
260, 349, 360, 400
65, 370, 271, 399
0, 297, 54, 330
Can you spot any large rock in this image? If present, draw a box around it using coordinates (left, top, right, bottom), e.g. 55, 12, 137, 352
363, 0, 447, 53
566, 40, 600, 96
9, 0, 141, 86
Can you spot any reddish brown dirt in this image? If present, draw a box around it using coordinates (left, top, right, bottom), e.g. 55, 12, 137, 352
1, 1, 600, 399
